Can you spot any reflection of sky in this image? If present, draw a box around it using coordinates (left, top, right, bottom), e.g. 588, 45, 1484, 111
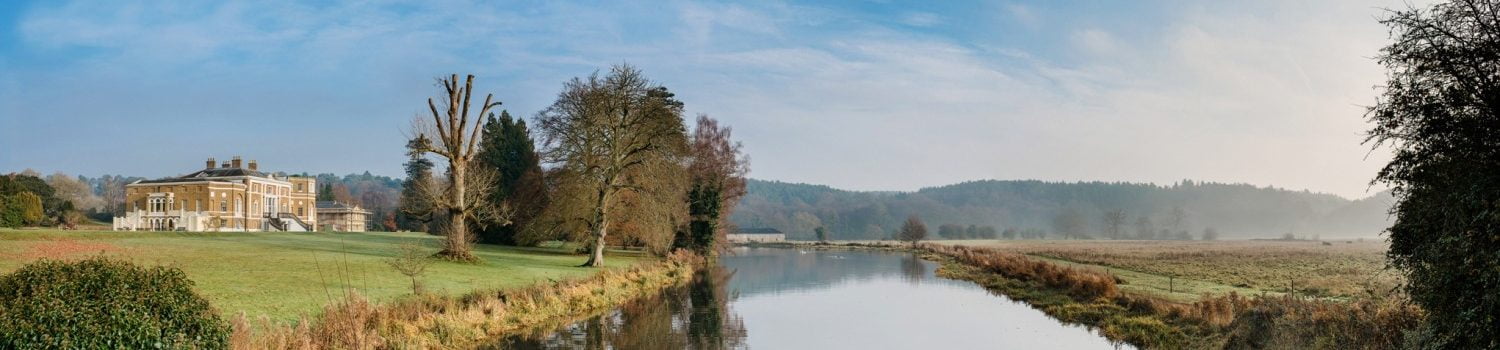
721, 248, 1131, 350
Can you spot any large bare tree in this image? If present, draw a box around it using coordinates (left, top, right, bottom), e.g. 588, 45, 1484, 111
535, 65, 689, 267
409, 74, 505, 262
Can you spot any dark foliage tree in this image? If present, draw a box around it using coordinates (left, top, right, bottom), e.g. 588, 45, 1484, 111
896, 215, 928, 247
815, 226, 828, 242
676, 115, 749, 256
475, 110, 549, 245
398, 135, 437, 233
1366, 1, 1500, 347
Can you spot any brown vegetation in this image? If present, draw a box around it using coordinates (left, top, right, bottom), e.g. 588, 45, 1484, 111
950, 239, 1397, 298
919, 243, 1423, 349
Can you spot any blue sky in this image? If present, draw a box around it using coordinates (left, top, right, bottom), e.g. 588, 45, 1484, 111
0, 0, 1415, 198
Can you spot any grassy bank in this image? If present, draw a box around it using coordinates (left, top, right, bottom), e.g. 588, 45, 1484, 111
941, 239, 1398, 301
230, 251, 703, 349
0, 229, 643, 322
919, 244, 1423, 349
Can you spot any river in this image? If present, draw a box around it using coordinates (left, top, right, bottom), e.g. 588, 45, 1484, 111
500, 247, 1129, 349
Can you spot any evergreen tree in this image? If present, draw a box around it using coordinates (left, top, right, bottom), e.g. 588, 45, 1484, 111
397, 135, 436, 233
317, 183, 334, 201
474, 110, 548, 245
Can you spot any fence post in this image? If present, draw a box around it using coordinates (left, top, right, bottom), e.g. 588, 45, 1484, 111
1169, 276, 1175, 294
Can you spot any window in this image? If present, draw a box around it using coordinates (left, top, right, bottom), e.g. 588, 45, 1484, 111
220, 201, 228, 212
195, 200, 201, 211
298, 207, 305, 216
235, 198, 241, 214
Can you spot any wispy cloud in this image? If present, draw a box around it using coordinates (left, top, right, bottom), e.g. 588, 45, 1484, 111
0, 0, 1410, 198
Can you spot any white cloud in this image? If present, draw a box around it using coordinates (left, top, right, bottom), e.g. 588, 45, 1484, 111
1, 0, 1409, 198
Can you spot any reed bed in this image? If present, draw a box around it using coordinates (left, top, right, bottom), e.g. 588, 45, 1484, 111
918, 243, 1424, 349
229, 250, 703, 349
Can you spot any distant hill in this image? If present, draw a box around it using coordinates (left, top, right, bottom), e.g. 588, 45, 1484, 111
730, 179, 1392, 241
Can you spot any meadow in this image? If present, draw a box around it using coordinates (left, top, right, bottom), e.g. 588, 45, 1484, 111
0, 229, 643, 323
939, 239, 1398, 302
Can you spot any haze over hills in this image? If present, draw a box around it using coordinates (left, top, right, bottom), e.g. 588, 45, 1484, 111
731, 179, 1394, 241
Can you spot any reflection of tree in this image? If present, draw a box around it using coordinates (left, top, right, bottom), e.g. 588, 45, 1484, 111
499, 266, 746, 349
900, 253, 925, 285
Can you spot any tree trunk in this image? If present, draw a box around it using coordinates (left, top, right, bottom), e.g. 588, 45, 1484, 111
442, 161, 474, 261
583, 188, 610, 267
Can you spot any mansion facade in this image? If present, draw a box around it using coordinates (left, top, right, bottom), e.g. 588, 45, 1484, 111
113, 157, 318, 232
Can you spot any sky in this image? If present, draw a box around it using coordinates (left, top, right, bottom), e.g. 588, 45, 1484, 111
0, 0, 1419, 199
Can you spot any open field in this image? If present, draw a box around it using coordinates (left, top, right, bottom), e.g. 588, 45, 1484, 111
0, 229, 644, 323
935, 239, 1399, 302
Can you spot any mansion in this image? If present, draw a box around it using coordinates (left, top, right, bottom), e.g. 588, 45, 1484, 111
114, 157, 319, 231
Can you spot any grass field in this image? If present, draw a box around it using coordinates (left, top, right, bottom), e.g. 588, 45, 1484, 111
0, 229, 644, 323
937, 239, 1399, 302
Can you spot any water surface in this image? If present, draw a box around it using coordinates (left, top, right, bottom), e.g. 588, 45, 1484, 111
503, 247, 1128, 349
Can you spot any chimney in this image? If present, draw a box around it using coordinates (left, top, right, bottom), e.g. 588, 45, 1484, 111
231, 156, 242, 169
223, 161, 231, 168
206, 157, 217, 169
248, 160, 258, 171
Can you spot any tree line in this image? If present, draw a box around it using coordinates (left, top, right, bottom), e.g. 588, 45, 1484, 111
395, 65, 748, 266
734, 179, 1393, 241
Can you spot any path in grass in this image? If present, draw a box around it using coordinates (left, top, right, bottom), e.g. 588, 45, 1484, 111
0, 229, 643, 322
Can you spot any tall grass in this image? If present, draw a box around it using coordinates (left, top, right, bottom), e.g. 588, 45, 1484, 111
925, 244, 1119, 299
919, 243, 1424, 349
230, 250, 703, 349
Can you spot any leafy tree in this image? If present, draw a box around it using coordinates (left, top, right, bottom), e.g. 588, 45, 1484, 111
1134, 216, 1156, 240
937, 224, 965, 239
474, 110, 548, 245
1001, 227, 1017, 239
14, 192, 43, 226
536, 65, 690, 266
1102, 209, 1127, 239
0, 195, 20, 228
1366, 1, 1500, 347
815, 226, 828, 242
407, 74, 507, 262
1052, 207, 1087, 239
896, 215, 928, 248
1201, 227, 1219, 241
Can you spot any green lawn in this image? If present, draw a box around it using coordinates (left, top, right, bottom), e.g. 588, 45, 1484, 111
0, 229, 644, 323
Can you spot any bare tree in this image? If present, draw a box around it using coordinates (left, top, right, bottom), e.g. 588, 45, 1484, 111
386, 242, 436, 295
1102, 209, 1127, 240
408, 74, 504, 262
896, 215, 928, 248
535, 65, 689, 267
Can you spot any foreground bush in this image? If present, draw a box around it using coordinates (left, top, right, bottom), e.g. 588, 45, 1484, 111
0, 257, 230, 349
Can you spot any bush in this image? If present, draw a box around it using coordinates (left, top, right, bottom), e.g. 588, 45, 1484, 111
0, 257, 229, 349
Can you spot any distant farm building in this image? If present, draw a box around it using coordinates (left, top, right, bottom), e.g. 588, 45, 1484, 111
727, 228, 785, 243
316, 201, 371, 232
114, 157, 317, 231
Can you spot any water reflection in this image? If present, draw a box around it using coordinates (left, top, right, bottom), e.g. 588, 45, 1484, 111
502, 248, 1129, 349
498, 267, 747, 349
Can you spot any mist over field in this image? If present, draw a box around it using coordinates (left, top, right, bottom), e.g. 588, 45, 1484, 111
733, 179, 1393, 240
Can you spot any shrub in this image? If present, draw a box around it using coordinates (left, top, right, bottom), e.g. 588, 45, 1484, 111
0, 257, 230, 349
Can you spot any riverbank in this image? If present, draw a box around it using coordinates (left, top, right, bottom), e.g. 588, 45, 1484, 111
0, 229, 645, 322
792, 242, 1423, 349
231, 250, 703, 348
